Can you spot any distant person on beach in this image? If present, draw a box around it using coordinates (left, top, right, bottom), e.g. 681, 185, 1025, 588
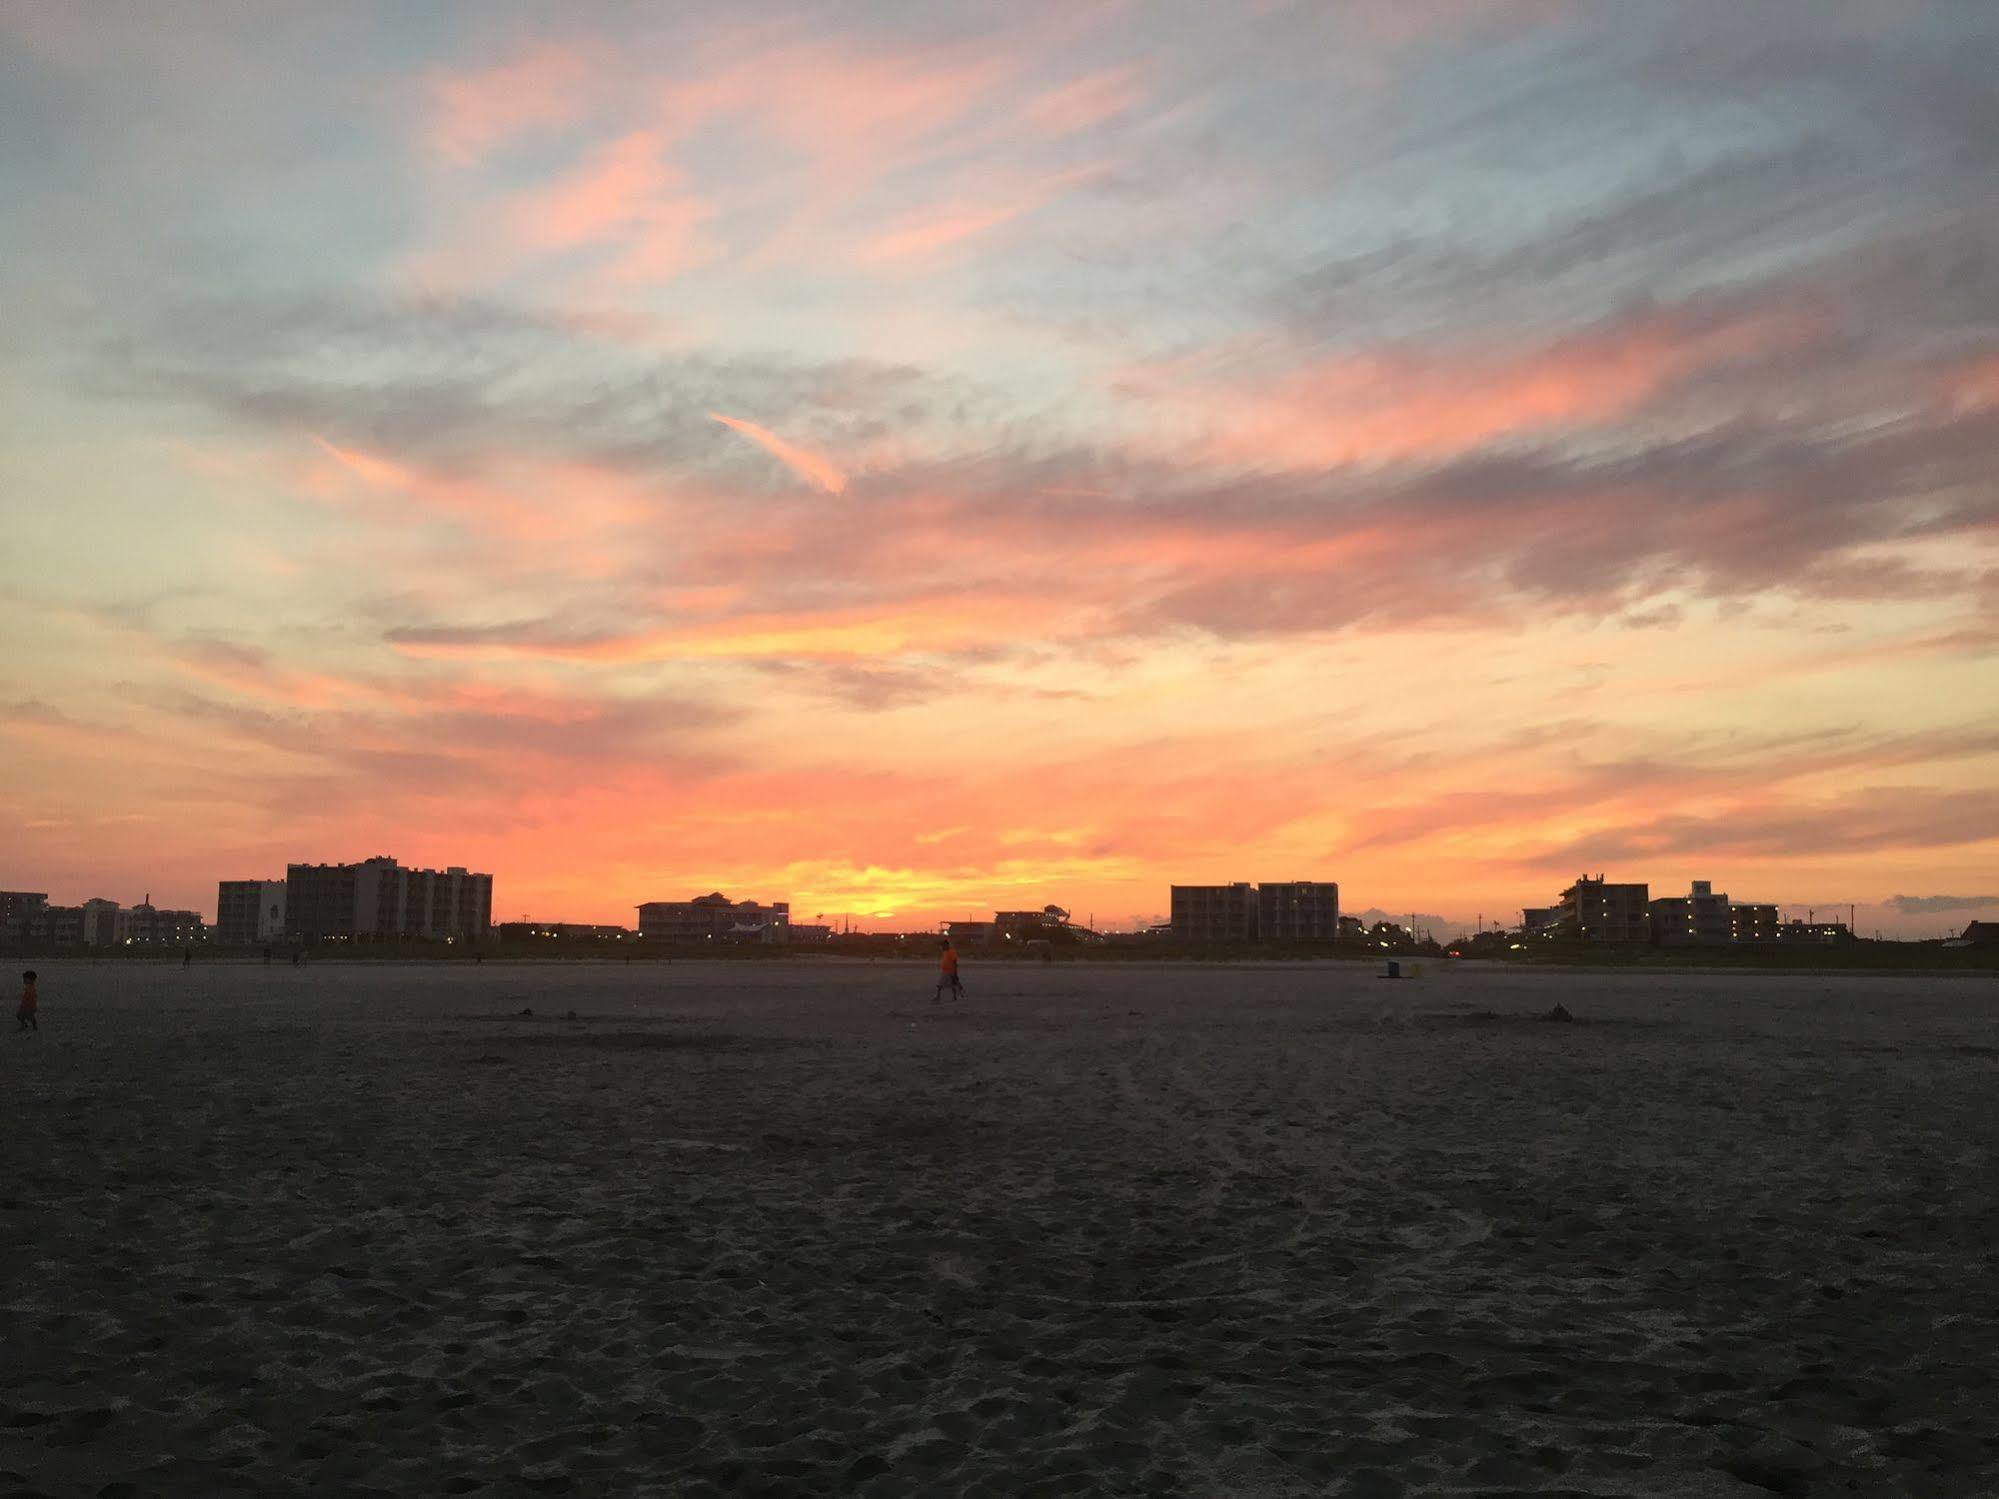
934, 940, 963, 1004
17, 971, 37, 1033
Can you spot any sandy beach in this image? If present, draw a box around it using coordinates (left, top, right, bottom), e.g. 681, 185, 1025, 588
3, 958, 1995, 1497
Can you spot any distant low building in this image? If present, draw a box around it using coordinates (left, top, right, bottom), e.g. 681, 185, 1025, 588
217, 879, 288, 945
494, 921, 630, 941
637, 892, 790, 943
1958, 921, 1999, 947
1777, 919, 1851, 943
125, 900, 206, 945
789, 923, 833, 943
945, 920, 995, 946
995, 906, 1073, 941
1521, 906, 1560, 934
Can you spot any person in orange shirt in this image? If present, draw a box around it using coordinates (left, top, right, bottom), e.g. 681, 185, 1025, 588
934, 939, 963, 1004
17, 970, 37, 1034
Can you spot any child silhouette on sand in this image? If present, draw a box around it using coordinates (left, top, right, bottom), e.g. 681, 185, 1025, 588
17, 971, 38, 1033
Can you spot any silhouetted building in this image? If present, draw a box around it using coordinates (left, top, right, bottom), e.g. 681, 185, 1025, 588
1731, 903, 1778, 942
945, 920, 996, 946
1778, 919, 1851, 943
1650, 880, 1777, 944
125, 900, 206, 945
79, 897, 125, 947
1521, 906, 1560, 933
637, 892, 790, 943
217, 879, 288, 945
1257, 881, 1340, 941
287, 856, 492, 942
1170, 883, 1259, 942
996, 906, 1073, 940
1957, 921, 1999, 947
13, 902, 82, 945
789, 924, 833, 943
1, 891, 48, 940
1557, 875, 1651, 943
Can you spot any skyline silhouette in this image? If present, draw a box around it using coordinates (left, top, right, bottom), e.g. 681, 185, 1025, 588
3, 5, 1997, 937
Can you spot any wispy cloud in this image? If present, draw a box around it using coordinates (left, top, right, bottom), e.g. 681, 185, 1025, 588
708, 412, 848, 494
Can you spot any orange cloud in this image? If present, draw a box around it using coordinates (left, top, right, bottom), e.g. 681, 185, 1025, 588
313, 435, 419, 491
709, 412, 848, 494
391, 592, 1048, 665
1948, 356, 1999, 410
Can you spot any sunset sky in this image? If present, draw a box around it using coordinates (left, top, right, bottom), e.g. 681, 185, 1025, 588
3, 2, 1997, 936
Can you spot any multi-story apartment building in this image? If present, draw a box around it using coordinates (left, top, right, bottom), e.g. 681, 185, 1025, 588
1, 892, 49, 940
1730, 903, 1779, 943
79, 897, 126, 947
1168, 881, 1343, 942
1650, 881, 1778, 945
8, 898, 82, 945
1256, 881, 1341, 942
1648, 879, 1731, 944
1169, 883, 1260, 942
1557, 875, 1652, 943
636, 892, 791, 943
27, 905, 85, 945
287, 856, 492, 942
216, 880, 289, 945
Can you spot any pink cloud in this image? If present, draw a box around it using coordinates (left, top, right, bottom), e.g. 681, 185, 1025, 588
858, 165, 1100, 262
1131, 306, 1824, 472
1018, 65, 1145, 137
709, 413, 848, 494
426, 43, 594, 165
509, 130, 714, 282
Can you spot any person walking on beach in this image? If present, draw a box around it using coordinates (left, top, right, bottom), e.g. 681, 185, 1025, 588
17, 971, 38, 1034
934, 939, 963, 1004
